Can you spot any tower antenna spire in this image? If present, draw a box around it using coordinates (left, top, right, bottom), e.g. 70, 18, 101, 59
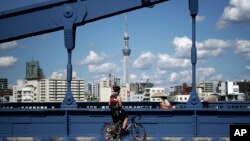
122, 13, 131, 85
125, 13, 128, 40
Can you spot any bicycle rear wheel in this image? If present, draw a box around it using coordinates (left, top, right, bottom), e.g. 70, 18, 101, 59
130, 123, 146, 141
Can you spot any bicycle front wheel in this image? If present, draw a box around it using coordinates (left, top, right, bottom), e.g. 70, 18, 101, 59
100, 122, 112, 140
130, 123, 146, 141
100, 122, 120, 141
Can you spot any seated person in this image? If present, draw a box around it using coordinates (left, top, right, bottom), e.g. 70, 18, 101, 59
160, 98, 171, 109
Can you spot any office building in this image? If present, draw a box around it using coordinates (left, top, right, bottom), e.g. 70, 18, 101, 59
26, 59, 45, 80
0, 78, 7, 89
217, 81, 245, 101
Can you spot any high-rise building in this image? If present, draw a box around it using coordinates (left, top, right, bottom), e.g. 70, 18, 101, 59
122, 14, 131, 85
120, 82, 154, 102
129, 82, 153, 95
217, 81, 245, 101
236, 80, 250, 101
91, 83, 99, 98
26, 59, 45, 80
0, 78, 12, 102
12, 80, 40, 102
182, 83, 192, 95
97, 78, 111, 102
198, 82, 214, 93
94, 76, 121, 102
197, 82, 217, 102
40, 79, 86, 102
12, 78, 86, 102
170, 85, 182, 95
0, 78, 7, 89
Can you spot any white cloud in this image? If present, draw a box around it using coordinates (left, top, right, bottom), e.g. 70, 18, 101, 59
50, 69, 78, 79
51, 71, 65, 79
217, 0, 250, 29
0, 56, 18, 68
170, 72, 178, 82
203, 39, 232, 48
173, 36, 233, 59
172, 36, 192, 58
132, 72, 165, 86
197, 67, 216, 81
130, 73, 137, 81
175, 38, 250, 61
201, 39, 232, 57
0, 41, 18, 50
208, 74, 223, 81
93, 74, 107, 80
133, 51, 156, 69
140, 72, 150, 80
157, 53, 190, 69
196, 15, 205, 22
158, 67, 221, 84
80, 50, 107, 64
167, 70, 191, 84
246, 65, 250, 71
156, 68, 168, 75
235, 40, 250, 60
88, 63, 118, 74
195, 67, 222, 82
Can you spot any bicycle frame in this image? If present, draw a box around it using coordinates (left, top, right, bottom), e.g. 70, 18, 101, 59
101, 115, 146, 141
126, 120, 136, 132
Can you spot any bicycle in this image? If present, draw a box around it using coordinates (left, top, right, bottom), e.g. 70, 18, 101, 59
100, 115, 146, 141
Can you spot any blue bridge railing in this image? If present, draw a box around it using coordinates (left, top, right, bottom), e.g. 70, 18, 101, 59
1, 101, 250, 109
1, 101, 250, 139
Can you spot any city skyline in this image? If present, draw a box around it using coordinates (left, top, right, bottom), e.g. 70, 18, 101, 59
0, 0, 250, 89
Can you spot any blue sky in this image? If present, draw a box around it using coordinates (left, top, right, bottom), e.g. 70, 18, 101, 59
0, 0, 250, 89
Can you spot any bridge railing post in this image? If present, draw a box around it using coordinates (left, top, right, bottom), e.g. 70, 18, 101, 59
60, 4, 80, 109
186, 0, 203, 109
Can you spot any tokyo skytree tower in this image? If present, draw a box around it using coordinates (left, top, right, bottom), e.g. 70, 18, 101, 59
122, 14, 131, 85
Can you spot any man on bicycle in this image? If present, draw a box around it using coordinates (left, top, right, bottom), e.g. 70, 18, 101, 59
109, 85, 128, 134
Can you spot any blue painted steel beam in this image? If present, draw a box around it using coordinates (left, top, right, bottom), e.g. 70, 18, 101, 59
186, 0, 202, 109
0, 0, 168, 43
1, 108, 250, 138
0, 0, 168, 108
